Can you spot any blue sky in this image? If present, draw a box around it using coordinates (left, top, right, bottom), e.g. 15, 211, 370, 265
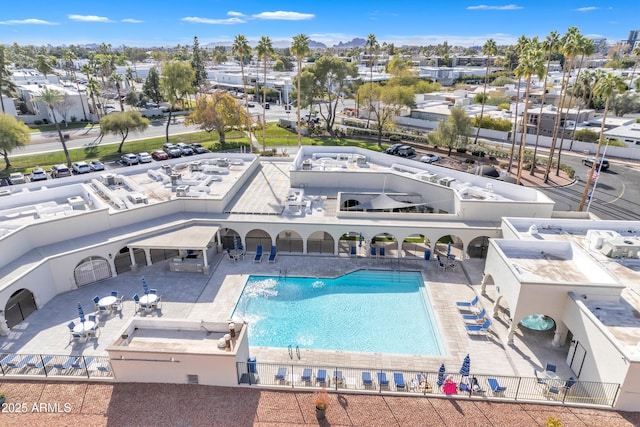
0, 1, 636, 48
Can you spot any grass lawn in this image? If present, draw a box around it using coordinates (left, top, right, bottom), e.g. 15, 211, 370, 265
29, 122, 94, 133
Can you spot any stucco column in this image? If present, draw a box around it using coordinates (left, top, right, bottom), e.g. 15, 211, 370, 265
506, 325, 516, 345
0, 313, 9, 336
302, 238, 307, 254
552, 321, 568, 347
144, 249, 152, 266
129, 248, 138, 272
334, 239, 339, 256
481, 274, 489, 295
202, 248, 209, 267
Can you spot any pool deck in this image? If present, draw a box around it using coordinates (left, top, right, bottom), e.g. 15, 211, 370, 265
2, 252, 573, 381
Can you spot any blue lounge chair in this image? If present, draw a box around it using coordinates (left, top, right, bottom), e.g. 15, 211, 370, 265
268, 245, 277, 263
316, 369, 327, 385
92, 295, 100, 309
275, 366, 287, 383
72, 356, 94, 369
465, 318, 492, 334
333, 370, 344, 386
379, 247, 386, 258
9, 354, 35, 369
534, 369, 546, 386
463, 308, 486, 322
393, 372, 405, 391
377, 372, 389, 388
362, 371, 373, 387
350, 246, 356, 257
27, 355, 53, 370
254, 245, 263, 263
545, 363, 557, 373
54, 356, 79, 371
111, 290, 118, 297
456, 295, 479, 309
487, 378, 507, 394
0, 354, 17, 367
301, 368, 312, 383
370, 246, 377, 257
226, 248, 238, 262
564, 377, 576, 390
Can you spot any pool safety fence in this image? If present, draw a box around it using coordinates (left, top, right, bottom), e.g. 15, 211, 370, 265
0, 353, 113, 379
236, 362, 620, 409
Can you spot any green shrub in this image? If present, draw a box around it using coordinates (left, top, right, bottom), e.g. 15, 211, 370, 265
471, 150, 485, 157
472, 116, 512, 131
465, 158, 475, 164
498, 103, 510, 111
34, 120, 43, 125
456, 147, 467, 153
389, 134, 402, 142
573, 128, 599, 143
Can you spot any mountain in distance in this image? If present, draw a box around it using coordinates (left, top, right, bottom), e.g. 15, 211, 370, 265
333, 38, 366, 48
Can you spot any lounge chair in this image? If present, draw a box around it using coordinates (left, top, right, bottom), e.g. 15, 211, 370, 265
377, 372, 389, 388
226, 248, 238, 262
92, 295, 100, 309
534, 369, 546, 386
563, 377, 576, 390
370, 246, 377, 258
438, 261, 446, 271
465, 318, 492, 334
254, 245, 263, 263
487, 378, 507, 394
463, 308, 486, 322
469, 376, 486, 394
379, 247, 386, 258
8, 354, 35, 370
316, 369, 328, 386
362, 371, 373, 388
333, 370, 344, 387
54, 356, 79, 371
393, 372, 406, 391
350, 246, 357, 257
456, 295, 479, 309
27, 355, 53, 371
275, 366, 287, 383
268, 245, 277, 263
545, 363, 557, 373
72, 356, 94, 369
111, 290, 118, 297
301, 368, 312, 383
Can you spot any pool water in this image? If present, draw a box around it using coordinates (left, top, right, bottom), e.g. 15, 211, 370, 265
232, 270, 445, 356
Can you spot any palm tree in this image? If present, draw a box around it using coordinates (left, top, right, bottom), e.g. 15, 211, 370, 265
232, 34, 252, 152
543, 27, 580, 183
63, 50, 88, 121
291, 33, 310, 148
577, 73, 626, 211
256, 36, 274, 153
473, 38, 497, 144
36, 87, 72, 166
110, 73, 125, 112
364, 33, 379, 128
530, 31, 559, 175
0, 45, 17, 113
86, 77, 101, 119
507, 35, 530, 173
630, 45, 640, 90
514, 40, 545, 184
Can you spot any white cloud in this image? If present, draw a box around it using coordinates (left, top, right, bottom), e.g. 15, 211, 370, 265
227, 11, 245, 17
68, 15, 112, 23
182, 17, 245, 25
467, 4, 523, 10
121, 18, 143, 23
575, 7, 598, 12
252, 11, 315, 21
0, 18, 58, 25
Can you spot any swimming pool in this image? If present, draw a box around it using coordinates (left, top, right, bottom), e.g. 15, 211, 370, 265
232, 270, 445, 356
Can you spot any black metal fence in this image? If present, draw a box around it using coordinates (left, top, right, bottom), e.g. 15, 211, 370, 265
0, 353, 113, 379
236, 362, 620, 408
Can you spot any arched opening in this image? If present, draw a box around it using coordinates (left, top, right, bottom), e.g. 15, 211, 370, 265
220, 228, 242, 250
307, 231, 335, 254
276, 230, 303, 253
114, 246, 145, 275
401, 234, 431, 259
4, 288, 37, 329
245, 229, 271, 252
435, 234, 464, 259
74, 256, 112, 286
467, 236, 490, 259
338, 231, 362, 256
371, 232, 397, 258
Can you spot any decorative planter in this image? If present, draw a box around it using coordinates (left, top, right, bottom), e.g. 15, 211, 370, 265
315, 407, 326, 420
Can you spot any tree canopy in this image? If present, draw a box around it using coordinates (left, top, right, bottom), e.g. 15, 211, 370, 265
186, 92, 248, 143
99, 111, 150, 153
358, 83, 415, 146
0, 113, 30, 169
427, 107, 472, 156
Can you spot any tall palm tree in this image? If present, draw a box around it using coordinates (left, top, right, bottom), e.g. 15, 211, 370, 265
110, 73, 125, 112
291, 33, 310, 148
530, 31, 559, 175
364, 33, 379, 128
473, 38, 497, 144
514, 40, 545, 184
256, 36, 274, 153
63, 50, 88, 121
0, 45, 17, 113
232, 34, 252, 152
543, 27, 580, 183
578, 73, 626, 211
585, 69, 605, 110
507, 35, 530, 173
86, 77, 101, 119
36, 87, 72, 166
630, 45, 640, 90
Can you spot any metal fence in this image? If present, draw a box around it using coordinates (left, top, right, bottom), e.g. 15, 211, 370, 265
236, 362, 620, 408
0, 353, 113, 379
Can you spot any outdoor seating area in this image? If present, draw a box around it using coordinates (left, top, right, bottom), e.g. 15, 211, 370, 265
134, 277, 162, 314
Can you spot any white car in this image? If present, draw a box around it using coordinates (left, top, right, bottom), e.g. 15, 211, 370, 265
29, 168, 48, 182
72, 161, 91, 174
420, 154, 442, 164
8, 172, 26, 185
121, 153, 140, 166
137, 152, 153, 163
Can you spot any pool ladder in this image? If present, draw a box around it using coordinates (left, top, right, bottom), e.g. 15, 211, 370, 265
279, 269, 288, 279
288, 345, 301, 360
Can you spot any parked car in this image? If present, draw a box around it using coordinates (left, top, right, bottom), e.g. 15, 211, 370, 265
72, 161, 91, 174
190, 143, 208, 154
151, 150, 169, 161
162, 143, 182, 158
396, 145, 417, 159
420, 154, 441, 164
8, 172, 26, 185
89, 160, 105, 171
303, 114, 320, 124
50, 164, 72, 178
385, 143, 404, 155
176, 143, 194, 156
121, 153, 140, 166
29, 168, 48, 182
582, 157, 609, 171
137, 152, 153, 163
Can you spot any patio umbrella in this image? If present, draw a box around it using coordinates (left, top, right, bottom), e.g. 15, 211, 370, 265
77, 303, 85, 323
233, 235, 239, 250
459, 354, 471, 377
359, 233, 363, 248
142, 276, 149, 294
437, 363, 446, 387
447, 243, 452, 256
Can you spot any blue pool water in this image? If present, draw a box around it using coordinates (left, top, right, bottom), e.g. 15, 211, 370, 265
232, 270, 445, 356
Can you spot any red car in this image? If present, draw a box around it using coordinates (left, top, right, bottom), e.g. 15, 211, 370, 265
151, 150, 169, 161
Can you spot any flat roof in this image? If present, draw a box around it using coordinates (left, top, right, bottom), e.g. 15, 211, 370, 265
129, 225, 219, 250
